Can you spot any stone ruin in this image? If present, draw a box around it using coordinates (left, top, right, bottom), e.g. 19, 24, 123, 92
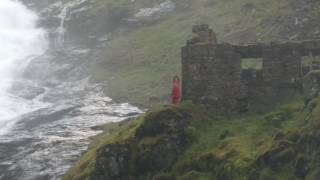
181, 25, 320, 113
188, 24, 217, 45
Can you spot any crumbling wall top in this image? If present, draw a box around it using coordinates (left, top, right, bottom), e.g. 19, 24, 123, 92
188, 24, 217, 45
192, 24, 210, 33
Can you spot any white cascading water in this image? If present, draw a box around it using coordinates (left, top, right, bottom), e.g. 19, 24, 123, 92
56, 6, 68, 46
0, 1, 141, 179
0, 0, 47, 135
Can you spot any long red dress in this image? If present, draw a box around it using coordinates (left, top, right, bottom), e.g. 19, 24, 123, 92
171, 82, 181, 105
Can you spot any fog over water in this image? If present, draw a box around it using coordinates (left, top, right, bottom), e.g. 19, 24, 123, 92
0, 0, 48, 135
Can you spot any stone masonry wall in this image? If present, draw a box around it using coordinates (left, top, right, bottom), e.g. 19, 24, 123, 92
182, 25, 320, 113
182, 44, 246, 113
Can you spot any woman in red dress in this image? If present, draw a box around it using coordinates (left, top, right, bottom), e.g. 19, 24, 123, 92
171, 75, 181, 105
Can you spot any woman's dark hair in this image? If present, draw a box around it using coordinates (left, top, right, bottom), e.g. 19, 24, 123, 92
173, 75, 180, 82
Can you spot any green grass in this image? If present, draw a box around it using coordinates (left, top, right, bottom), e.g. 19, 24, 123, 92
170, 99, 303, 179
90, 0, 320, 106
64, 0, 320, 178
63, 117, 145, 180
64, 98, 306, 180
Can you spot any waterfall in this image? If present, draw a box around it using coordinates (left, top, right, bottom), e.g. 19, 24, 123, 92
0, 1, 141, 178
54, 0, 89, 48
0, 0, 47, 135
56, 6, 69, 47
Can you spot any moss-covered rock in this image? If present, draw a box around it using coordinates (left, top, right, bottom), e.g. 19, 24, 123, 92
91, 142, 132, 180
251, 100, 320, 180
65, 104, 198, 180
64, 98, 320, 180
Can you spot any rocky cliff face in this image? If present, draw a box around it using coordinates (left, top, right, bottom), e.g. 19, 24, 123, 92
23, 0, 94, 46
22, 0, 177, 47
64, 105, 195, 180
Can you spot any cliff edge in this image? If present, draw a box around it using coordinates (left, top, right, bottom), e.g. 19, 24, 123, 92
63, 72, 320, 180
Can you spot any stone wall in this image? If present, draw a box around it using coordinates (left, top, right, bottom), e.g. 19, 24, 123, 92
182, 25, 320, 113
182, 44, 246, 113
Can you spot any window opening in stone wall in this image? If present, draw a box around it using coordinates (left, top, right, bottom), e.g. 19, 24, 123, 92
302, 55, 320, 71
241, 58, 263, 70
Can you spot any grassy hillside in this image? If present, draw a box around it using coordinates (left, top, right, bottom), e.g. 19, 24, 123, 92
62, 1, 320, 179
91, 0, 320, 106
63, 68, 320, 179
64, 96, 320, 180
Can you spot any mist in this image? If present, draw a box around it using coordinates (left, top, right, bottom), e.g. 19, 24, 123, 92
0, 0, 47, 135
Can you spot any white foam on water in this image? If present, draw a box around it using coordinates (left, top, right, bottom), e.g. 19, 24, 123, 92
0, 0, 48, 135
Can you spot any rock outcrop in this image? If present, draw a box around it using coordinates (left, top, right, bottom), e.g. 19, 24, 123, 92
65, 97, 320, 180
64, 105, 195, 180
91, 108, 192, 180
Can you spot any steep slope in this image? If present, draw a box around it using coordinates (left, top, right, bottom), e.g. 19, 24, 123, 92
64, 97, 317, 180
63, 70, 320, 180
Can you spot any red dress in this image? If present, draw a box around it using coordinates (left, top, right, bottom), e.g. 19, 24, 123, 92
171, 83, 181, 105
